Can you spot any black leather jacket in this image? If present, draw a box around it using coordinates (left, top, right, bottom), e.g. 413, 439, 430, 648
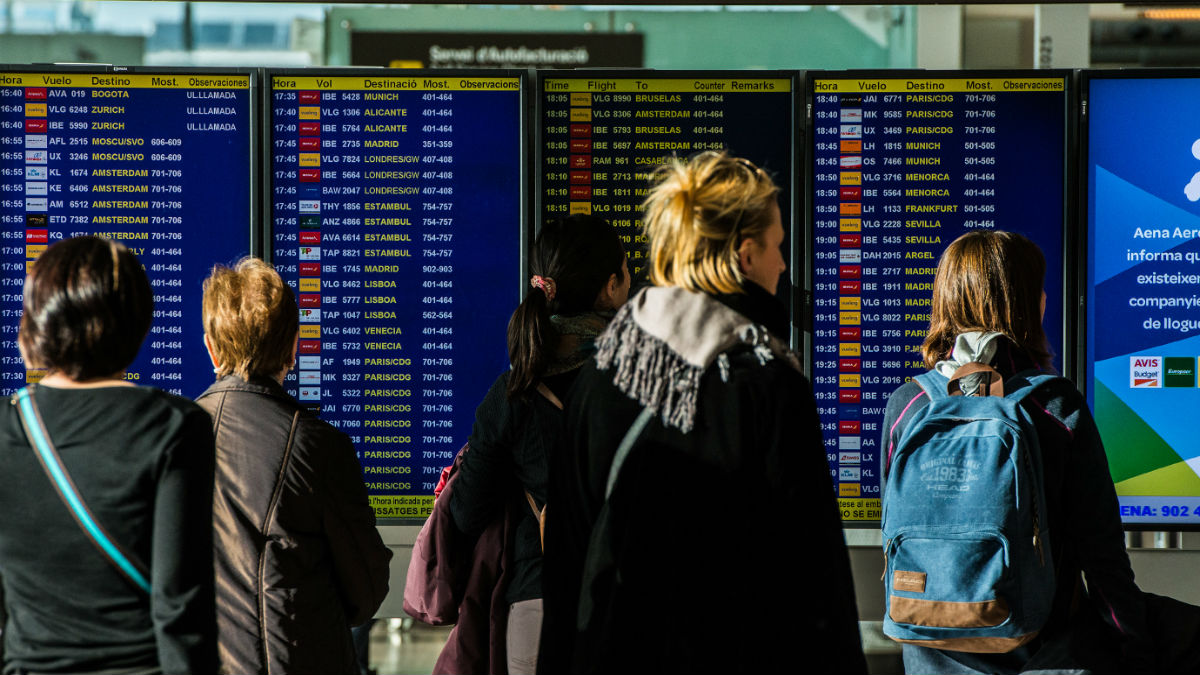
196, 375, 392, 675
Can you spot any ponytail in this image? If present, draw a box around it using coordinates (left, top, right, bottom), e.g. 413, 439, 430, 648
505, 215, 625, 399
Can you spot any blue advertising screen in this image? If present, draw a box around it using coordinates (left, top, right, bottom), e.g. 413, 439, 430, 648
538, 71, 797, 305
268, 70, 523, 521
0, 68, 254, 397
808, 73, 1069, 523
1086, 74, 1200, 527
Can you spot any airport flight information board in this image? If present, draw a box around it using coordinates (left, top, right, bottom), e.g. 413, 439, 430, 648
0, 68, 254, 397
1086, 73, 1200, 527
538, 72, 796, 290
269, 71, 522, 520
808, 73, 1069, 522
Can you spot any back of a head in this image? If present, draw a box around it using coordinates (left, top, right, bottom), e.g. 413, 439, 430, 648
506, 214, 625, 398
923, 230, 1052, 370
202, 257, 299, 380
641, 150, 779, 295
20, 236, 153, 380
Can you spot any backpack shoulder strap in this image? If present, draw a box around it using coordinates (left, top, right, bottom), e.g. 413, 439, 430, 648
12, 386, 151, 594
1004, 370, 1062, 403
913, 370, 950, 401
606, 407, 655, 500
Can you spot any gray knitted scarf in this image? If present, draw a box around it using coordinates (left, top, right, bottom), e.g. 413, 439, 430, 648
594, 286, 800, 433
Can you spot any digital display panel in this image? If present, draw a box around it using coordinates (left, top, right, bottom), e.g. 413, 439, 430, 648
1085, 73, 1200, 527
0, 67, 255, 397
268, 70, 523, 521
538, 71, 797, 309
808, 72, 1070, 523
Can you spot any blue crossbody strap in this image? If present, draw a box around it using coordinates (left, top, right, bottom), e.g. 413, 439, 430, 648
12, 386, 151, 594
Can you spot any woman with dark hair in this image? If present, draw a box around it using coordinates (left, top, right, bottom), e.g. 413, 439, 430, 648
539, 151, 865, 674
0, 236, 216, 674
448, 214, 628, 675
881, 230, 1154, 674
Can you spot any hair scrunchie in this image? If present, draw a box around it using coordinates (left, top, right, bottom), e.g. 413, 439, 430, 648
530, 275, 557, 301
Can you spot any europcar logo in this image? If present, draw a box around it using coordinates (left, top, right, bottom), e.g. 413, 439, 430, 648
1131, 356, 1162, 388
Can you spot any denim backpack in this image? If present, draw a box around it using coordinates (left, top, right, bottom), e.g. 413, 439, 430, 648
881, 365, 1056, 653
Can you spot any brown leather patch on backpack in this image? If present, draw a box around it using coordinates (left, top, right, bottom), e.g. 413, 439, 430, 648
893, 570, 927, 593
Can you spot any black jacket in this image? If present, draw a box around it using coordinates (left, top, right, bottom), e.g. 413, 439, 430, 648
450, 369, 576, 605
196, 375, 392, 675
539, 284, 866, 675
882, 340, 1153, 674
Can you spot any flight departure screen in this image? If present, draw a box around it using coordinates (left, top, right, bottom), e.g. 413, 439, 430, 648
1086, 74, 1200, 527
269, 71, 522, 520
539, 71, 796, 301
808, 73, 1068, 522
0, 68, 254, 397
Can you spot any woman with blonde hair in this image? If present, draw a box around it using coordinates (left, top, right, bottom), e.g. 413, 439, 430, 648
539, 151, 865, 674
196, 257, 391, 674
881, 231, 1154, 674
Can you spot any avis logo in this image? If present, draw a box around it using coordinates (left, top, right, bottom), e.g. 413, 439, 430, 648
1130, 356, 1162, 388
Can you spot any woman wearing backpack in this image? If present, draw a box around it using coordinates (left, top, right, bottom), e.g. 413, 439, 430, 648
447, 214, 629, 675
881, 230, 1155, 674
539, 151, 866, 675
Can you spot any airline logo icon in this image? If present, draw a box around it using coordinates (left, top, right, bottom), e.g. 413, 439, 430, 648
839, 343, 861, 357
25, 182, 47, 196
299, 231, 321, 244
1130, 356, 1162, 388
839, 265, 861, 279
24, 214, 46, 227
839, 436, 862, 450
298, 106, 321, 120
298, 153, 320, 167
839, 296, 861, 311
570, 155, 592, 169
24, 103, 46, 116
839, 280, 862, 294
298, 387, 320, 401
25, 150, 46, 164
298, 339, 321, 354
839, 203, 861, 215
839, 187, 862, 200
24, 119, 46, 133
839, 420, 862, 434
299, 262, 320, 276
299, 294, 321, 308
25, 197, 47, 212
839, 451, 862, 464
570, 171, 592, 184
839, 359, 861, 372
298, 371, 321, 385
298, 278, 321, 292
25, 244, 46, 259
298, 246, 321, 261
839, 249, 861, 264
299, 308, 321, 323
25, 166, 46, 180
840, 156, 862, 169
299, 137, 320, 151
24, 135, 46, 149
570, 93, 592, 106
839, 483, 861, 497
569, 139, 591, 153
298, 356, 321, 370
298, 91, 320, 103
840, 124, 862, 139
298, 325, 321, 339
299, 215, 320, 228
840, 109, 863, 123
840, 171, 861, 185
839, 327, 862, 340
298, 199, 320, 214
25, 229, 48, 243
24, 88, 47, 101
840, 140, 862, 153
298, 122, 320, 135
840, 467, 862, 482
299, 169, 320, 182
1164, 357, 1196, 388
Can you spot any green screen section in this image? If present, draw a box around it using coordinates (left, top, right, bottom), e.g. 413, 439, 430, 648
1094, 380, 1181, 484
1115, 460, 1200, 497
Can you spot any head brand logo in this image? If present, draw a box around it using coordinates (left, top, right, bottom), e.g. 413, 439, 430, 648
1130, 356, 1162, 388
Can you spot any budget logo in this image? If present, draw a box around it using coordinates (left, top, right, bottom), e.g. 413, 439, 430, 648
1164, 357, 1197, 388
1130, 356, 1162, 388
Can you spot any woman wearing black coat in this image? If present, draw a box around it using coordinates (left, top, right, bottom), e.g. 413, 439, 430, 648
539, 152, 866, 675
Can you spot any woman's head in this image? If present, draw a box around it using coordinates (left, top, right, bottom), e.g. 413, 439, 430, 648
202, 257, 299, 381
923, 230, 1052, 370
642, 150, 784, 295
19, 236, 153, 380
507, 214, 627, 398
